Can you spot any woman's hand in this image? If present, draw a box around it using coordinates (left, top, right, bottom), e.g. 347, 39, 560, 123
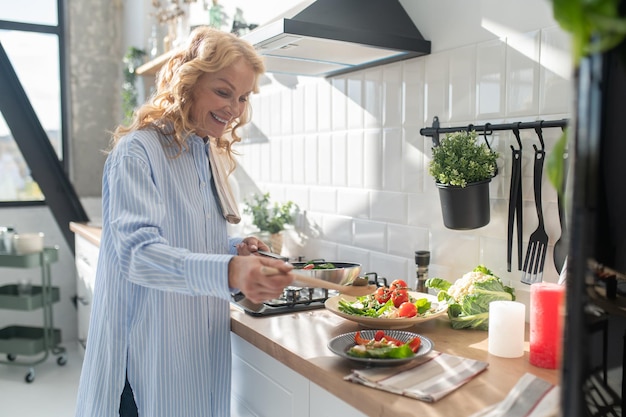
234, 236, 270, 255
228, 256, 293, 303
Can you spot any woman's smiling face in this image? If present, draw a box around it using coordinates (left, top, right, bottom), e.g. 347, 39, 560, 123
191, 57, 256, 139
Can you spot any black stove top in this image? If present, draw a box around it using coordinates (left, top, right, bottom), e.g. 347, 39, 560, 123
231, 286, 336, 316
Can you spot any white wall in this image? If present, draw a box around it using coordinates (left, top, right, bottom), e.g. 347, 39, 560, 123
234, 0, 573, 312
0, 0, 572, 343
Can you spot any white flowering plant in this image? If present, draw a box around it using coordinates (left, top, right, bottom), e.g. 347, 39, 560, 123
425, 265, 515, 330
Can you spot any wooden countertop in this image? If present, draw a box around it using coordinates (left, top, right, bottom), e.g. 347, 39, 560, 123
70, 222, 559, 416
231, 307, 559, 417
69, 222, 102, 247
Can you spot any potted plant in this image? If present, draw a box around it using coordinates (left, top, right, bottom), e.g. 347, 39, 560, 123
243, 192, 299, 254
428, 130, 499, 229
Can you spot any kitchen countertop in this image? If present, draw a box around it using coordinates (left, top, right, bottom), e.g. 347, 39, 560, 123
70, 222, 560, 416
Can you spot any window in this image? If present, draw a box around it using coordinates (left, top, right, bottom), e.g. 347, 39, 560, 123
0, 0, 65, 204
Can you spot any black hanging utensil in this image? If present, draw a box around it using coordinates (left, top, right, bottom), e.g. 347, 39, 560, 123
521, 127, 548, 284
507, 127, 523, 272
553, 144, 569, 274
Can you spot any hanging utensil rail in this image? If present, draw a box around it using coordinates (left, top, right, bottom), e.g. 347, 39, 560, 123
419, 116, 568, 146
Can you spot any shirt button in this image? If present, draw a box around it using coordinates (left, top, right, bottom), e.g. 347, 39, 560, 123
200, 181, 206, 187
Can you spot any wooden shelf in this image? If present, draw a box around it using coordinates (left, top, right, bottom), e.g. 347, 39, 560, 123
136, 50, 174, 76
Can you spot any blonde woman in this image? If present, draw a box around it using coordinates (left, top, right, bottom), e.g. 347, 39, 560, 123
75, 27, 293, 417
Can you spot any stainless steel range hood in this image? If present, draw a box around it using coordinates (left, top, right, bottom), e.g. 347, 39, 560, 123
241, 0, 431, 78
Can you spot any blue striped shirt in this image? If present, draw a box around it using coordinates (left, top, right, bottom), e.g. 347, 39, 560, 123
75, 128, 240, 416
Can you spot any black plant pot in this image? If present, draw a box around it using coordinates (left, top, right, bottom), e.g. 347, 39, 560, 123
436, 179, 491, 230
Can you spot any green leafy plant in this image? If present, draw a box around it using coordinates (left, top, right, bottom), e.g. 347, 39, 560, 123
548, 0, 626, 195
428, 131, 499, 188
243, 193, 299, 234
552, 0, 626, 67
122, 46, 146, 124
426, 265, 515, 331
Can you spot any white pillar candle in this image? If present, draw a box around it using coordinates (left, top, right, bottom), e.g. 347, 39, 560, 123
488, 300, 526, 358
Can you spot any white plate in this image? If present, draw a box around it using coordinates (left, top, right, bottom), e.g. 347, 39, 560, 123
327, 329, 433, 366
324, 291, 447, 329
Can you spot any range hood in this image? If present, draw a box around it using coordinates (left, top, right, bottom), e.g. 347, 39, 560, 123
241, 0, 431, 78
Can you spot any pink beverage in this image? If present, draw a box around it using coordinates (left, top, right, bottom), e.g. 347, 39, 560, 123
529, 282, 565, 369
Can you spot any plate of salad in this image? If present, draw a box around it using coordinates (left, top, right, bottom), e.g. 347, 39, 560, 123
324, 279, 447, 329
327, 329, 433, 366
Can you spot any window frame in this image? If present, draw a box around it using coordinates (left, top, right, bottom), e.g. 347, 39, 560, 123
0, 0, 69, 207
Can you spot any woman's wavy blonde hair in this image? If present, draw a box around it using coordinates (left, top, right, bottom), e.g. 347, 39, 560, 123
111, 26, 265, 173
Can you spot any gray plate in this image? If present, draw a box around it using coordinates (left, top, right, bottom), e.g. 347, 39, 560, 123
327, 329, 433, 366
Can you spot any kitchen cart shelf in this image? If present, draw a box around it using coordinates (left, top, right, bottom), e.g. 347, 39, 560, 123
0, 284, 60, 310
0, 246, 66, 383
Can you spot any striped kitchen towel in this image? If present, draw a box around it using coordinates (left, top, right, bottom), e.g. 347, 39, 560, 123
344, 351, 489, 402
469, 372, 559, 417
208, 136, 241, 224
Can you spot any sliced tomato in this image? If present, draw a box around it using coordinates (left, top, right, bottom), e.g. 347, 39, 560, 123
380, 333, 405, 346
408, 337, 421, 353
390, 279, 408, 291
397, 301, 418, 318
391, 288, 409, 308
374, 287, 391, 304
302, 263, 315, 270
354, 331, 371, 345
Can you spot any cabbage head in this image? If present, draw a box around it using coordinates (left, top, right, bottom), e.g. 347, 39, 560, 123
425, 265, 515, 330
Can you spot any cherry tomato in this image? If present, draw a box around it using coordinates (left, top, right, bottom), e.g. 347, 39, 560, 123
408, 337, 422, 352
354, 331, 371, 345
391, 288, 409, 308
397, 301, 417, 318
390, 279, 408, 291
374, 287, 391, 304
374, 330, 385, 341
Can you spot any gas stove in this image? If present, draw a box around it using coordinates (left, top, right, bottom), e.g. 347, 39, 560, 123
230, 272, 387, 316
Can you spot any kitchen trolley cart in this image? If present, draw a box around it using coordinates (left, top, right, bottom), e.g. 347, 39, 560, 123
0, 246, 66, 383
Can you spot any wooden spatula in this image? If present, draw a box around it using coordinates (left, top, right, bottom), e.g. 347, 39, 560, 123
260, 266, 376, 297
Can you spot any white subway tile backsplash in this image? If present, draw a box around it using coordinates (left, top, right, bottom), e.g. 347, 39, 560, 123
424, 52, 449, 123
317, 133, 332, 185
280, 137, 293, 183
370, 190, 407, 224
382, 128, 403, 192
322, 214, 352, 245
337, 188, 369, 219
383, 63, 403, 128
280, 89, 293, 135
364, 67, 383, 129
476, 39, 506, 118
310, 187, 337, 214
331, 77, 348, 131
239, 21, 571, 287
317, 80, 332, 133
506, 30, 540, 116
347, 74, 364, 130
449, 45, 476, 122
291, 84, 305, 134
387, 224, 429, 259
369, 252, 411, 283
539, 26, 572, 115
304, 81, 318, 133
346, 131, 364, 187
363, 129, 383, 190
337, 245, 370, 270
304, 135, 318, 185
403, 58, 425, 127
402, 128, 425, 194
331, 131, 348, 187
291, 135, 306, 184
354, 219, 387, 252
